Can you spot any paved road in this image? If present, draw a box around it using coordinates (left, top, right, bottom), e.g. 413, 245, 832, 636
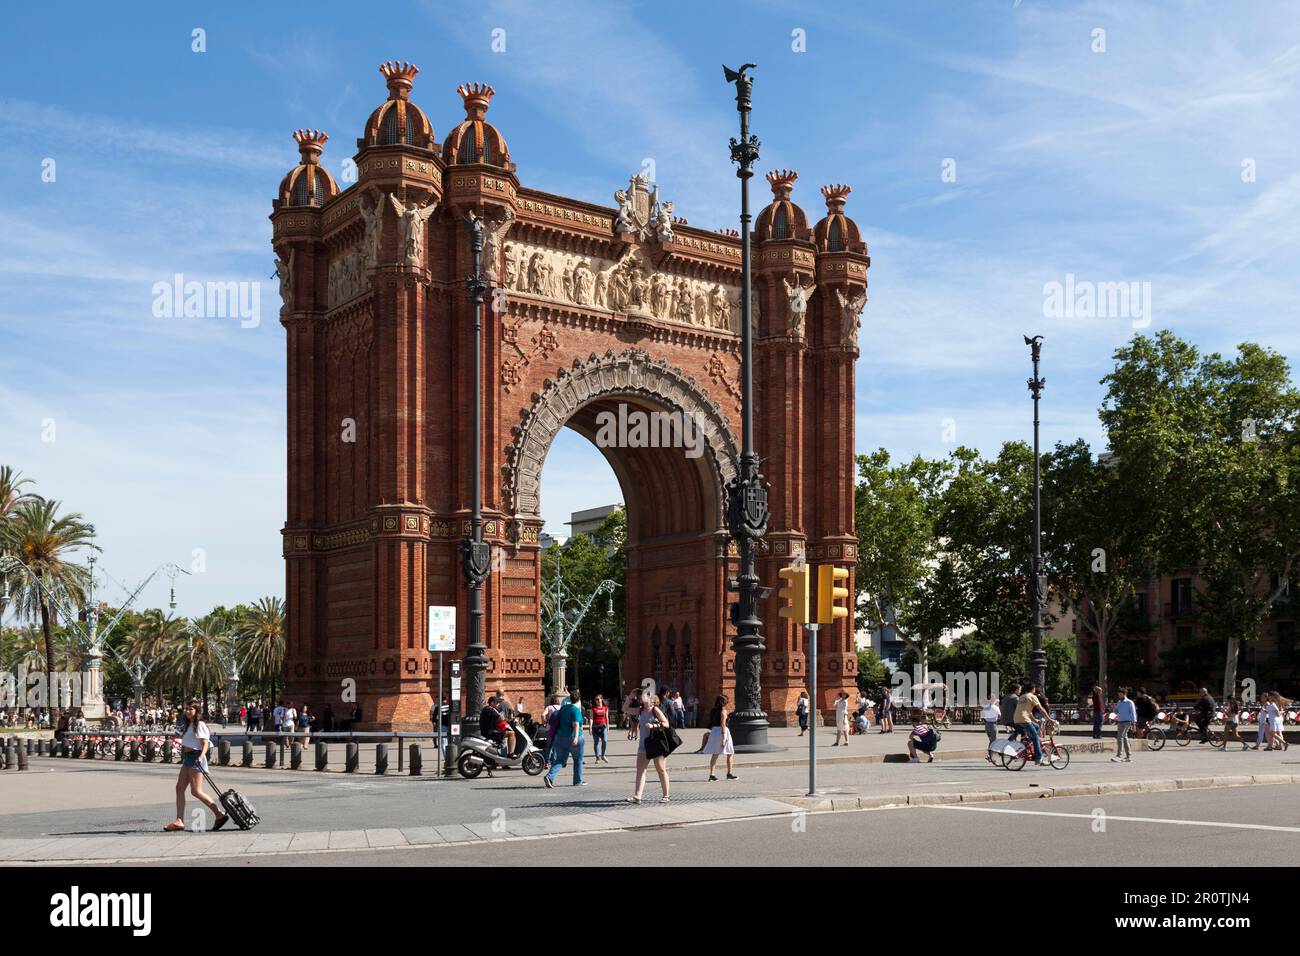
145, 784, 1300, 867
7, 739, 1294, 836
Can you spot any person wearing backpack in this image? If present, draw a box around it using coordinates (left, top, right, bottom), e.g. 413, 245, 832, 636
543, 689, 586, 788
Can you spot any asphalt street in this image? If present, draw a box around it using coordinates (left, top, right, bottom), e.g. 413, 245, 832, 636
150, 783, 1300, 867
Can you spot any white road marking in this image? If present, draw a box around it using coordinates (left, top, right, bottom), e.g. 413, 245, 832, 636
929, 804, 1300, 833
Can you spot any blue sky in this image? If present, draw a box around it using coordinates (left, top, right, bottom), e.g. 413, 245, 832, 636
1, 0, 1297, 617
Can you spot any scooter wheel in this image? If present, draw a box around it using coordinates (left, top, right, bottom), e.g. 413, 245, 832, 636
522, 751, 545, 776
457, 751, 485, 779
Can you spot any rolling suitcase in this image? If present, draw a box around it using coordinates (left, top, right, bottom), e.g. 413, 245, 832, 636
202, 768, 261, 830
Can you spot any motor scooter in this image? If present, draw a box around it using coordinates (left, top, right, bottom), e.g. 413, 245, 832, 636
456, 718, 547, 778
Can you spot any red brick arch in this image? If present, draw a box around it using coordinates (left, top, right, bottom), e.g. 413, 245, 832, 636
273, 77, 865, 729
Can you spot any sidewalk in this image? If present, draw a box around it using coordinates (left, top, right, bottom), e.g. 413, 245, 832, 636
3, 726, 1297, 863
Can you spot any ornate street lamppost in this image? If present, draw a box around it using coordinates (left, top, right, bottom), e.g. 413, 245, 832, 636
542, 571, 618, 695
723, 64, 776, 751
458, 213, 493, 744
1025, 334, 1047, 696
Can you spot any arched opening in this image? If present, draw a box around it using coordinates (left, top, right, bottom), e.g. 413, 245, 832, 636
511, 352, 738, 717
535, 392, 725, 710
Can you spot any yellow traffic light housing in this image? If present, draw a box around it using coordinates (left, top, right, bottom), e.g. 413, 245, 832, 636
777, 565, 810, 624
816, 564, 850, 625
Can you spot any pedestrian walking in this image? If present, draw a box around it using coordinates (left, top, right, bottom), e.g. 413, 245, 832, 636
796, 690, 809, 736
298, 704, 312, 745
543, 688, 586, 788
624, 688, 671, 803
1223, 699, 1247, 750
832, 691, 850, 747
1194, 687, 1216, 743
702, 694, 737, 781
1091, 684, 1105, 739
591, 694, 610, 763
981, 694, 1000, 762
1265, 692, 1289, 750
1111, 687, 1135, 762
164, 700, 227, 832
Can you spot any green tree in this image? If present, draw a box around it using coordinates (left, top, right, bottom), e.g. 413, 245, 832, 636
540, 509, 625, 698
854, 449, 963, 679
3, 497, 97, 723
238, 597, 285, 704
0, 466, 36, 627
1101, 332, 1300, 697
855, 647, 888, 693
1044, 439, 1151, 695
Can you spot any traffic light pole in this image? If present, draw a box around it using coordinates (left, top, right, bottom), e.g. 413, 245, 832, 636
806, 622, 819, 796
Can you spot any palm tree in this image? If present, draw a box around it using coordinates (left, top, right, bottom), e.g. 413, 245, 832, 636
239, 596, 285, 703
182, 612, 234, 716
126, 609, 186, 707
4, 497, 97, 723
0, 466, 36, 625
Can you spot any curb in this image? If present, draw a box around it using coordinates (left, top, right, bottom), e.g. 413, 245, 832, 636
783, 772, 1300, 812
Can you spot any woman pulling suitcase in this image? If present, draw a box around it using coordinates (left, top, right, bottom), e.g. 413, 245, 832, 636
163, 700, 229, 832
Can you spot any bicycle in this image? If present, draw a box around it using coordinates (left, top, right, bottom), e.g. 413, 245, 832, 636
991, 719, 1070, 771
1131, 721, 1166, 751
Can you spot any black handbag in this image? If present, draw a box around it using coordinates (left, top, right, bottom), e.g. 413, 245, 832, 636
645, 725, 682, 760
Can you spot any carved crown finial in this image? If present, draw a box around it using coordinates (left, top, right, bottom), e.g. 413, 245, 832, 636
292, 129, 328, 163
821, 183, 851, 208
379, 60, 420, 99
457, 82, 496, 120
766, 169, 798, 197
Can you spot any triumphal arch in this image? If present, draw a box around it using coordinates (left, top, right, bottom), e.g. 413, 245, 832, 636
272, 62, 868, 729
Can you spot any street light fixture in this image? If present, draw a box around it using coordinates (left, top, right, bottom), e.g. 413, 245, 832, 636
723, 63, 776, 752
1025, 334, 1047, 696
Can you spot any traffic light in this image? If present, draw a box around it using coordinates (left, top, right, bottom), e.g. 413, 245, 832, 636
777, 565, 810, 625
816, 564, 850, 625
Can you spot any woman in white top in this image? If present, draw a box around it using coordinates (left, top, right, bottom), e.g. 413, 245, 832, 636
1267, 693, 1290, 751
832, 691, 850, 747
623, 689, 671, 803
164, 700, 227, 832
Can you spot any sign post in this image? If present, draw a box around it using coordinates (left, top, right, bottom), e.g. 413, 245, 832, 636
806, 622, 820, 796
428, 606, 457, 776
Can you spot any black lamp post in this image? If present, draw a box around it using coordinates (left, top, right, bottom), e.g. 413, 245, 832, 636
458, 212, 493, 744
723, 64, 776, 752
1025, 334, 1047, 696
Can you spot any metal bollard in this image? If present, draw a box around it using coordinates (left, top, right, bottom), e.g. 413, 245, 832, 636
315, 741, 328, 771
70, 739, 82, 758
345, 741, 359, 773
409, 743, 422, 775
16, 743, 28, 771
115, 740, 125, 761
290, 743, 303, 770
218, 739, 231, 766
128, 739, 138, 761
84, 739, 95, 758
26, 738, 34, 755
1, 745, 9, 770
242, 740, 254, 767
264, 742, 277, 768
161, 741, 173, 764
143, 740, 155, 761
375, 742, 388, 775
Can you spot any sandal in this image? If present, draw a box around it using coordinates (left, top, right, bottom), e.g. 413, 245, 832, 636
659, 795, 671, 803
626, 796, 641, 804
163, 822, 185, 832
